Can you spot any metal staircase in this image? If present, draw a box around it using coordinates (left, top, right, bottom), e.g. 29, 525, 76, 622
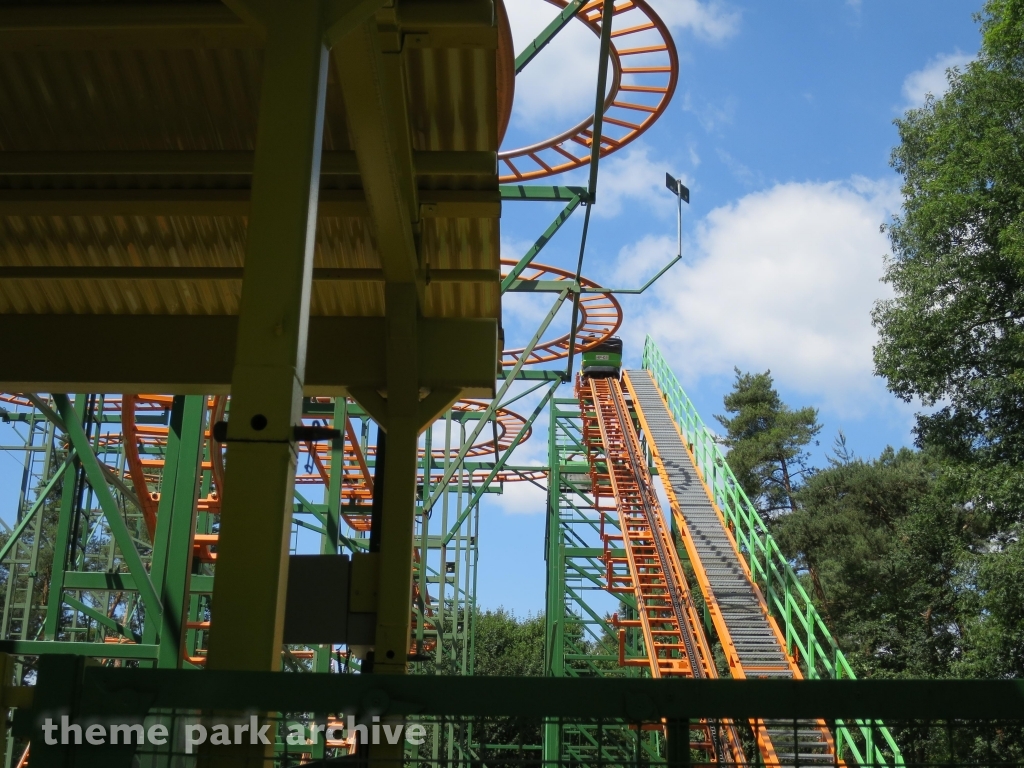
623, 368, 841, 767
579, 375, 747, 766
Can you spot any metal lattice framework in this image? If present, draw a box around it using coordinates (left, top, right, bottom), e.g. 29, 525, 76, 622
501, 259, 623, 367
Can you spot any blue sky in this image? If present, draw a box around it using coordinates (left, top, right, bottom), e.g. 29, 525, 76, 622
479, 0, 982, 616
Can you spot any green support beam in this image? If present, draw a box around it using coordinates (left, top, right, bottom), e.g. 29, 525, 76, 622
43, 666, 1024, 724
52, 394, 164, 626
0, 149, 495, 177
423, 288, 570, 514
0, 1, 498, 51
500, 185, 589, 202
0, 266, 499, 283
0, 451, 71, 565
0, 188, 499, 218
441, 382, 559, 546
43, 395, 84, 641
63, 595, 141, 644
0, 640, 159, 660
142, 396, 205, 669
58, 573, 215, 594
544, 391, 567, 762
335, 18, 420, 291
501, 194, 583, 293
323, 398, 348, 555
1, 314, 497, 398
514, 0, 590, 74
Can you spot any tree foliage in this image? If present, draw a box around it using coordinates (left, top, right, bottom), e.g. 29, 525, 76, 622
472, 608, 546, 677
775, 447, 968, 678
715, 369, 821, 519
873, 0, 1024, 515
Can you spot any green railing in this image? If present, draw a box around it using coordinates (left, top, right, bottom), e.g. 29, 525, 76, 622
641, 335, 905, 767
19, 656, 1024, 768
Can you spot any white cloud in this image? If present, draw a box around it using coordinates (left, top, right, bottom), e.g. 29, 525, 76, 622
608, 233, 677, 287
902, 52, 972, 108
652, 0, 740, 42
505, 0, 739, 128
483, 392, 553, 516
682, 91, 737, 134
593, 144, 686, 219
506, 1, 600, 128
716, 148, 757, 187
619, 177, 901, 414
489, 477, 548, 515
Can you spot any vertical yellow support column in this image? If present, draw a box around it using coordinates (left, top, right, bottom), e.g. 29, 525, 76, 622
373, 283, 420, 675
206, 1, 328, 674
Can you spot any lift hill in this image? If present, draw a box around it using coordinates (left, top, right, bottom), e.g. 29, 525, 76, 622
579, 339, 886, 766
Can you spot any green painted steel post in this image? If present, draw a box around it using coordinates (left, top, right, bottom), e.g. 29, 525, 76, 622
373, 283, 435, 676
143, 395, 205, 669
543, 394, 564, 765
416, 424, 432, 658
437, 410, 452, 671
43, 395, 85, 641
324, 398, 348, 555
806, 601, 816, 677
184, 593, 202, 666
785, 582, 793, 656
53, 394, 164, 621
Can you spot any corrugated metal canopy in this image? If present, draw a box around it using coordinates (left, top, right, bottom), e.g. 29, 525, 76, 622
0, 0, 510, 330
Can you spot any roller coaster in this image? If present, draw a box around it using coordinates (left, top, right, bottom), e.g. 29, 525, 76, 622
0, 0, 1002, 766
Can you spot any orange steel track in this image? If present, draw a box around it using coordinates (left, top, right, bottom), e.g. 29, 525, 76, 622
578, 375, 746, 766
121, 395, 538, 542
621, 370, 844, 767
500, 259, 622, 367
498, 0, 678, 182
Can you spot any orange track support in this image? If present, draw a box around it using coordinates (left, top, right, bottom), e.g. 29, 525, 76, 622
578, 375, 746, 766
622, 370, 845, 768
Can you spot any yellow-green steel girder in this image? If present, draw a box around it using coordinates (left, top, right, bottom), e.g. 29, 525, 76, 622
205, 0, 330, 675
0, 314, 498, 398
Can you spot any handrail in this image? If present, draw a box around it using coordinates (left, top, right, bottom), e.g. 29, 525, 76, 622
641, 335, 905, 767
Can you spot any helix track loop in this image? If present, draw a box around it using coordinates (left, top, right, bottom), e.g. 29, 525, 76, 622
500, 259, 622, 367
498, 0, 678, 182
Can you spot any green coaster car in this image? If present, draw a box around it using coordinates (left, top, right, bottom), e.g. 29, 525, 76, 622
581, 337, 622, 378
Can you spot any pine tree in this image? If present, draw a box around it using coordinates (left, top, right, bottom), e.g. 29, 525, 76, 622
715, 369, 821, 519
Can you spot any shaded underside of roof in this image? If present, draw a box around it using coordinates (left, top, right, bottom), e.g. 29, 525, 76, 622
0, 0, 510, 324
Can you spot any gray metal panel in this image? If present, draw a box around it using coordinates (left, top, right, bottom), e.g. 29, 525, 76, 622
283, 554, 350, 644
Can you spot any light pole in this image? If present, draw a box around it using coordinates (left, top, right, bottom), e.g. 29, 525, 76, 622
665, 173, 690, 258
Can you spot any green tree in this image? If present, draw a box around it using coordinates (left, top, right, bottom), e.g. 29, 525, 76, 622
958, 538, 1024, 678
473, 608, 546, 677
715, 369, 821, 519
775, 446, 968, 678
872, 0, 1024, 519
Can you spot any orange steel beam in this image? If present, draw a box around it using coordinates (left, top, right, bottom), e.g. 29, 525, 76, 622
622, 371, 843, 766
498, 0, 677, 182
578, 375, 747, 766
